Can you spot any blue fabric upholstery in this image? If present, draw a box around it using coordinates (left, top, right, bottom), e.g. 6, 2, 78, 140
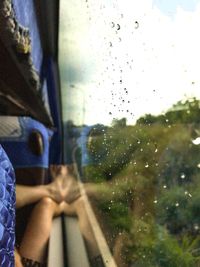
0, 145, 15, 267
45, 58, 62, 165
12, 0, 43, 73
0, 116, 53, 169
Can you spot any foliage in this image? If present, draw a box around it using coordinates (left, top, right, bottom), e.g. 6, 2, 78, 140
80, 97, 200, 266
126, 223, 200, 267
137, 97, 200, 125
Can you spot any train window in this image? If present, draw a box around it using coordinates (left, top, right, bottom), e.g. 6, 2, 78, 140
59, 1, 200, 266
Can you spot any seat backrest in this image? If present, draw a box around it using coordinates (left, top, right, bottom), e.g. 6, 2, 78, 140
0, 116, 53, 244
0, 116, 53, 185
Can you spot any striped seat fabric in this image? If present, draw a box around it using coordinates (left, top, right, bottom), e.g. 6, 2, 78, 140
0, 145, 15, 267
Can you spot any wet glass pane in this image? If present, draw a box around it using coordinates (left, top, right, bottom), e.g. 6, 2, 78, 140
59, 1, 200, 266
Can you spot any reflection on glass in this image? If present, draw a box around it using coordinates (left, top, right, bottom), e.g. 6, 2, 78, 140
59, 0, 200, 266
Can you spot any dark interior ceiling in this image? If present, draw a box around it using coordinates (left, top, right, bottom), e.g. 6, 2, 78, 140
0, 0, 60, 127
34, 0, 60, 60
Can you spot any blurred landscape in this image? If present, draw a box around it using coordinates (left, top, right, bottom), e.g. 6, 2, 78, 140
64, 97, 200, 267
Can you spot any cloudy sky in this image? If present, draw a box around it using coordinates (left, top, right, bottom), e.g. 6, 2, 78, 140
59, 0, 200, 125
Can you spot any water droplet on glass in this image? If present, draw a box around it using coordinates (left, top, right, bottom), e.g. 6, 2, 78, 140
175, 202, 179, 207
116, 24, 121, 30
109, 112, 112, 115
155, 148, 158, 153
192, 137, 200, 145
111, 22, 115, 28
153, 199, 158, 204
163, 185, 167, 189
197, 163, 200, 168
109, 42, 113, 47
145, 163, 149, 168
180, 173, 186, 179
185, 191, 192, 197
135, 21, 139, 29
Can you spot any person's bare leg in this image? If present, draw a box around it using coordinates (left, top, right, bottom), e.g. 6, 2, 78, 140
63, 197, 100, 260
16, 176, 66, 209
19, 196, 99, 264
15, 249, 23, 267
19, 197, 63, 263
54, 166, 100, 259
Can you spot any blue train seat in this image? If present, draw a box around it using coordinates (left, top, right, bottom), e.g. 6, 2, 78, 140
0, 116, 53, 185
0, 115, 53, 245
0, 145, 15, 267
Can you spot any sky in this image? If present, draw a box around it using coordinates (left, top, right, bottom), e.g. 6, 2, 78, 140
59, 0, 200, 125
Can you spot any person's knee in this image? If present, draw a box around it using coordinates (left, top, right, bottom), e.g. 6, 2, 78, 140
38, 197, 55, 209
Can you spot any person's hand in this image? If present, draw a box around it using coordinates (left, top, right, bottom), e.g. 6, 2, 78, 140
47, 174, 66, 203
62, 174, 81, 204
49, 165, 67, 180
49, 165, 81, 204
50, 164, 75, 179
